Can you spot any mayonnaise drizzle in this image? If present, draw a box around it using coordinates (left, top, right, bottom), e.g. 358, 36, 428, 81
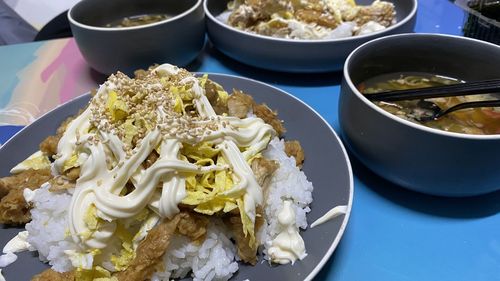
310, 205, 347, 228
53, 107, 92, 175
55, 64, 276, 252
2, 231, 32, 254
267, 200, 307, 264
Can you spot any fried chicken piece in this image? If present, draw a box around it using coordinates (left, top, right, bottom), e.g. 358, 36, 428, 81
0, 169, 52, 199
205, 80, 218, 102
0, 187, 32, 224
251, 157, 279, 207
227, 89, 254, 118
284, 140, 305, 167
253, 19, 291, 37
39, 136, 60, 157
31, 269, 75, 281
224, 207, 265, 265
116, 212, 208, 281
350, 0, 395, 27
225, 215, 258, 265
48, 167, 79, 193
228, 4, 261, 29
234, 1, 294, 37
39, 116, 75, 156
251, 157, 279, 188
134, 69, 149, 80
295, 9, 339, 28
115, 216, 181, 281
204, 80, 228, 115
134, 64, 159, 80
246, 0, 290, 17
142, 150, 159, 169
225, 89, 286, 135
0, 168, 52, 224
64, 167, 80, 182
252, 103, 286, 136
48, 176, 76, 193
0, 178, 12, 200
176, 212, 209, 244
228, 0, 290, 28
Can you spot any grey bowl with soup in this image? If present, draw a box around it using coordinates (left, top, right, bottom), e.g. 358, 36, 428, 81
339, 33, 500, 196
204, 0, 417, 72
68, 0, 205, 75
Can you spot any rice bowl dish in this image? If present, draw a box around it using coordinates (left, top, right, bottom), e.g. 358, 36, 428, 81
0, 64, 348, 280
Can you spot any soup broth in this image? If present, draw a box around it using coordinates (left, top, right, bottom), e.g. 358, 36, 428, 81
359, 73, 500, 135
105, 14, 169, 28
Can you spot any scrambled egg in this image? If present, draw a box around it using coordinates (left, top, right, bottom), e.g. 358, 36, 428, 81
64, 249, 98, 270
181, 144, 238, 215
82, 204, 102, 240
62, 152, 80, 172
106, 90, 129, 122
180, 140, 259, 246
10, 151, 51, 174
76, 266, 117, 281
111, 223, 135, 271
73, 210, 155, 277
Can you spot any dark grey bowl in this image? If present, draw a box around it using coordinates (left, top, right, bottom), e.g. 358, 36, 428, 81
339, 33, 500, 197
204, 0, 417, 72
68, 0, 205, 75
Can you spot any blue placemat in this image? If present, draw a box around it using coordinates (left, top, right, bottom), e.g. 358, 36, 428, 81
0, 125, 23, 145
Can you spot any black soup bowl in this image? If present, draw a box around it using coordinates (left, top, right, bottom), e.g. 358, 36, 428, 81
68, 0, 205, 75
339, 33, 500, 197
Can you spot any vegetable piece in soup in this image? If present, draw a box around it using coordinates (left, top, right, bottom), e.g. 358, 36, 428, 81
359, 73, 500, 135
105, 14, 169, 27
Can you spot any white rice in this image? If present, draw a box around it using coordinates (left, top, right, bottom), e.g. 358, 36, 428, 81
25, 137, 314, 280
25, 184, 79, 272
260, 138, 313, 260
151, 219, 238, 281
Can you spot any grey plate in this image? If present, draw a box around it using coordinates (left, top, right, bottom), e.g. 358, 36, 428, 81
204, 0, 417, 73
0, 74, 353, 280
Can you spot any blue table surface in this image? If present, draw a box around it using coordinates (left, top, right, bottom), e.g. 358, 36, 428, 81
1, 1, 499, 280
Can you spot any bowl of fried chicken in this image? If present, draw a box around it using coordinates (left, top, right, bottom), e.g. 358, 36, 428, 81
204, 0, 417, 72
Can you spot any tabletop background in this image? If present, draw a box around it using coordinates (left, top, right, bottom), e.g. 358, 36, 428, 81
1, 0, 499, 280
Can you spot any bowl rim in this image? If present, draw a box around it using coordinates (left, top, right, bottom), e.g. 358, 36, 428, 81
68, 0, 202, 31
343, 32, 500, 140
204, 0, 417, 44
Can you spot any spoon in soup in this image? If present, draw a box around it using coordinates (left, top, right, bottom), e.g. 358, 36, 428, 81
362, 78, 500, 121
415, 99, 500, 122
